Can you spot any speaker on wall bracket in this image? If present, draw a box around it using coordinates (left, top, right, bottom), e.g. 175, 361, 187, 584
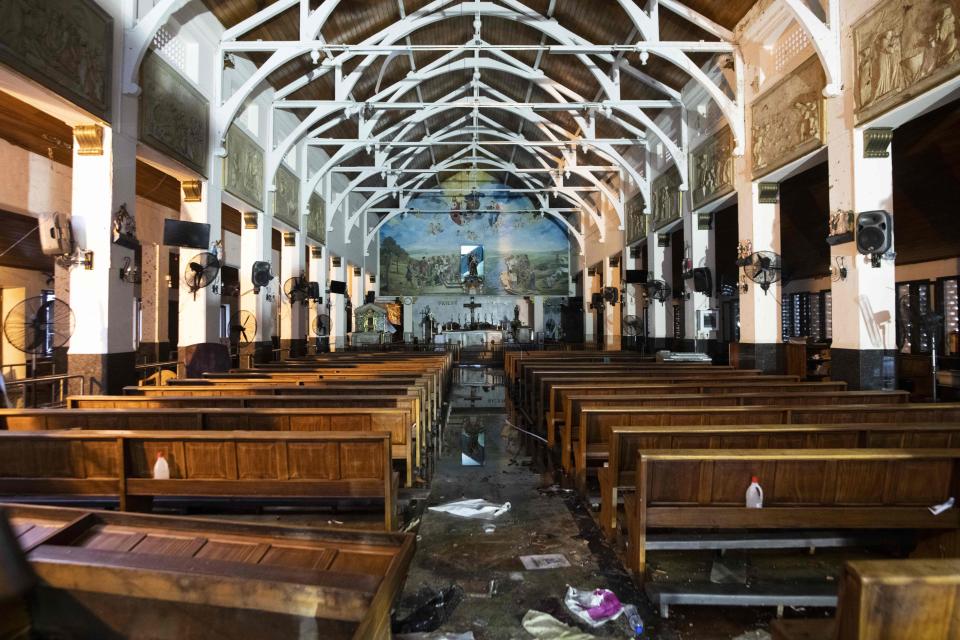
856, 210, 893, 268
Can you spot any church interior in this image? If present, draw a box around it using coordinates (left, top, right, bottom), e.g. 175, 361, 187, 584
2, 0, 960, 638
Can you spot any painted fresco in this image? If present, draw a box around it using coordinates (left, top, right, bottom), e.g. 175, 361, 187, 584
690, 125, 734, 209
854, 0, 960, 123
625, 192, 648, 245
139, 51, 209, 177
223, 125, 264, 211
0, 0, 112, 121
651, 169, 682, 230
378, 173, 570, 296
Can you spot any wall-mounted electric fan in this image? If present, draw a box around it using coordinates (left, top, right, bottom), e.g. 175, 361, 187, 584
251, 261, 274, 294
184, 252, 220, 298
643, 279, 672, 303
740, 251, 782, 293
3, 296, 75, 400
229, 310, 257, 344
623, 315, 642, 336
602, 286, 619, 306
283, 275, 310, 304
314, 313, 331, 337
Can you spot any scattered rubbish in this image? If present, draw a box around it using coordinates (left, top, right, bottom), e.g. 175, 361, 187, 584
327, 519, 344, 526
482, 523, 496, 534
392, 585, 465, 634
745, 476, 764, 508
710, 557, 747, 585
403, 518, 421, 533
930, 497, 955, 515
509, 572, 525, 581
429, 498, 511, 520
563, 587, 623, 627
732, 631, 772, 640
152, 452, 170, 480
520, 554, 571, 570
395, 633, 475, 640
522, 610, 596, 640
622, 603, 644, 637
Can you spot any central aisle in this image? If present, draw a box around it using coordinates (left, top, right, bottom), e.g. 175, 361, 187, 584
394, 365, 772, 640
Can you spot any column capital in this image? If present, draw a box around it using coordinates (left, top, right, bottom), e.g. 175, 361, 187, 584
181, 180, 203, 202
73, 125, 104, 156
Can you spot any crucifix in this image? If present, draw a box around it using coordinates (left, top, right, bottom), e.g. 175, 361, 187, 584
463, 296, 482, 328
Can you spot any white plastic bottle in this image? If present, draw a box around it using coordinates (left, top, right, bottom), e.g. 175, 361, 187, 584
153, 452, 170, 480
745, 476, 763, 508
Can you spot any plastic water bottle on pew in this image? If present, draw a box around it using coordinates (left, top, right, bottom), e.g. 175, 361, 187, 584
745, 476, 763, 509
153, 452, 170, 480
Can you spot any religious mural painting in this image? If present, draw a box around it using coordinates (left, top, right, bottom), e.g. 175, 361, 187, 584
273, 164, 300, 230
308, 192, 326, 245
854, 0, 960, 123
378, 172, 570, 296
690, 125, 735, 209
224, 125, 264, 211
651, 169, 682, 230
751, 56, 826, 178
625, 192, 648, 246
0, 0, 112, 121
139, 51, 209, 177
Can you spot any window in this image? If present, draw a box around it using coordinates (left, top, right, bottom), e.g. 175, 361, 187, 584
940, 277, 959, 354
781, 292, 812, 340
897, 280, 934, 354
133, 298, 142, 350
40, 289, 55, 357
219, 304, 229, 340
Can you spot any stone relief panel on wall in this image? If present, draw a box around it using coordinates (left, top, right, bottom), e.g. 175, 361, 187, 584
651, 170, 682, 230
690, 126, 734, 209
854, 0, 960, 123
751, 56, 826, 178
0, 0, 112, 121
625, 192, 648, 245
139, 51, 209, 177
273, 164, 300, 230
308, 192, 326, 245
224, 125, 264, 211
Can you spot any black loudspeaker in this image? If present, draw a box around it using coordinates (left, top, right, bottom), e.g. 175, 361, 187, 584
624, 269, 648, 284
856, 210, 892, 255
364, 291, 375, 304
590, 292, 604, 309
692, 267, 712, 294
329, 280, 347, 294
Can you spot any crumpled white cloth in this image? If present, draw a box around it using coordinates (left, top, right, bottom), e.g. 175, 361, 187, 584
521, 610, 596, 640
428, 498, 511, 520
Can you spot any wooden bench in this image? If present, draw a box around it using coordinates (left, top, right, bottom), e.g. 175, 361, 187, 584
5, 502, 414, 638
505, 351, 656, 386
598, 422, 960, 538
561, 391, 910, 480
0, 430, 397, 529
626, 448, 960, 580
545, 381, 848, 441
772, 559, 960, 640
0, 406, 418, 487
574, 403, 960, 494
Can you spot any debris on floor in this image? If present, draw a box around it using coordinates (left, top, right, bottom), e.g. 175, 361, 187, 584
520, 553, 572, 570
395, 633, 476, 640
522, 610, 597, 640
563, 587, 623, 627
392, 585, 466, 634
428, 498, 511, 519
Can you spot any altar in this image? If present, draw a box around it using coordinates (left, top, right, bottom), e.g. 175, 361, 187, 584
436, 329, 504, 349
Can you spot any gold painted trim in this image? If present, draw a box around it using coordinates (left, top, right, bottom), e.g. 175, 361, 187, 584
73, 125, 104, 156
181, 180, 203, 202
243, 212, 258, 229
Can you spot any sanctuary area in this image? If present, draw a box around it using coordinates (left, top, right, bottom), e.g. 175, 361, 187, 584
1, 1, 960, 638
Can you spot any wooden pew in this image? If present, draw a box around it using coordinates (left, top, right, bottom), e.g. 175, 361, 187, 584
505, 351, 655, 386
545, 381, 848, 441
0, 406, 418, 487
627, 449, 960, 580
0, 430, 397, 529
69, 394, 428, 477
772, 559, 960, 640
598, 422, 960, 538
573, 403, 960, 494
6, 502, 414, 639
563, 390, 910, 477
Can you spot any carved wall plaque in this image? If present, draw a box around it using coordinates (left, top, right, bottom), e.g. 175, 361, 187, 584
690, 126, 735, 209
750, 56, 826, 178
0, 0, 112, 121
625, 192, 648, 245
139, 51, 209, 177
854, 0, 960, 123
308, 192, 326, 245
223, 125, 264, 211
651, 169, 683, 231
273, 164, 300, 230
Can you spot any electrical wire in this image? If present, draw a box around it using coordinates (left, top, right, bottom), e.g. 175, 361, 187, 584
0, 224, 39, 260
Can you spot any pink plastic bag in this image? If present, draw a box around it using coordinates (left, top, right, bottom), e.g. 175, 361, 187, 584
563, 586, 623, 627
